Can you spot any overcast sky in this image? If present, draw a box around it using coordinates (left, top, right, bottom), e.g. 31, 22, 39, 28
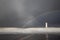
0, 0, 60, 27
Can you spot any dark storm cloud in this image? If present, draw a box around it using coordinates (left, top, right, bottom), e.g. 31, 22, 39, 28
0, 0, 60, 27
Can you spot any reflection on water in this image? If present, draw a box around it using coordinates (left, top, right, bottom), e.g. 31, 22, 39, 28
0, 34, 60, 40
